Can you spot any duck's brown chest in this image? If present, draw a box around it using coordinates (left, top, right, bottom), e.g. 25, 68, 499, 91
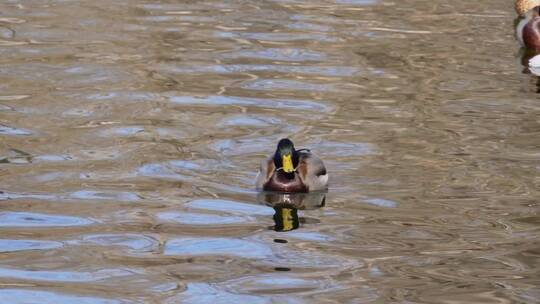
263, 171, 308, 193
523, 18, 540, 50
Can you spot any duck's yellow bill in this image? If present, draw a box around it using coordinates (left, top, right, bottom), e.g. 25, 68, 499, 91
282, 208, 294, 231
282, 154, 294, 173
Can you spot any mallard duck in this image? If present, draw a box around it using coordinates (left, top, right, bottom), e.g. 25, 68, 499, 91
255, 138, 328, 193
516, 0, 540, 50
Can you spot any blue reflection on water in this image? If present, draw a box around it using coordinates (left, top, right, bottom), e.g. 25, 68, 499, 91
162, 64, 358, 76
336, 0, 378, 4
157, 212, 248, 225
217, 115, 281, 127
0, 289, 120, 304
242, 79, 336, 92
178, 283, 270, 304
224, 47, 327, 61
168, 95, 332, 112
81, 234, 159, 252
0, 239, 63, 252
164, 238, 272, 259
186, 199, 274, 216
0, 124, 33, 136
0, 212, 94, 227
0, 267, 132, 282
364, 198, 398, 208
216, 31, 339, 42
70, 190, 141, 202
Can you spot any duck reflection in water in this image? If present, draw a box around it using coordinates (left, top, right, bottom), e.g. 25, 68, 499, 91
273, 205, 299, 232
257, 192, 326, 232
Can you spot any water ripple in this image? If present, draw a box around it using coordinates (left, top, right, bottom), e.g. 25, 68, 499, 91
81, 234, 159, 253
159, 64, 358, 77
0, 212, 94, 228
0, 289, 121, 304
70, 190, 141, 202
242, 79, 337, 92
0, 124, 33, 136
164, 238, 273, 259
167, 95, 332, 112
223, 48, 327, 61
0, 267, 134, 283
217, 115, 282, 128
222, 274, 334, 295
0, 0, 538, 303
0, 239, 63, 253
216, 31, 340, 42
138, 159, 224, 180
157, 211, 250, 225
363, 198, 398, 208
185, 199, 274, 216
170, 283, 271, 304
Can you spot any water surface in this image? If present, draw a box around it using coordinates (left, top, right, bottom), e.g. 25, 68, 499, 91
0, 0, 539, 303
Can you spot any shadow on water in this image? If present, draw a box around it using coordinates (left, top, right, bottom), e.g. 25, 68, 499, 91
257, 192, 326, 232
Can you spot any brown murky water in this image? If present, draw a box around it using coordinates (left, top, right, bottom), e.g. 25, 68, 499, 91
0, 0, 539, 303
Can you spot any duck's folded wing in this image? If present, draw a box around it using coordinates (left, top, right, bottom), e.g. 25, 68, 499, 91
298, 153, 328, 191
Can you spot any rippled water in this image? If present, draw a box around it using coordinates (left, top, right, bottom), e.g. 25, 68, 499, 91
0, 0, 539, 303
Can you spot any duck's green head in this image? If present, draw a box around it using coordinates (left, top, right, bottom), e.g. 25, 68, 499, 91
274, 138, 298, 173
